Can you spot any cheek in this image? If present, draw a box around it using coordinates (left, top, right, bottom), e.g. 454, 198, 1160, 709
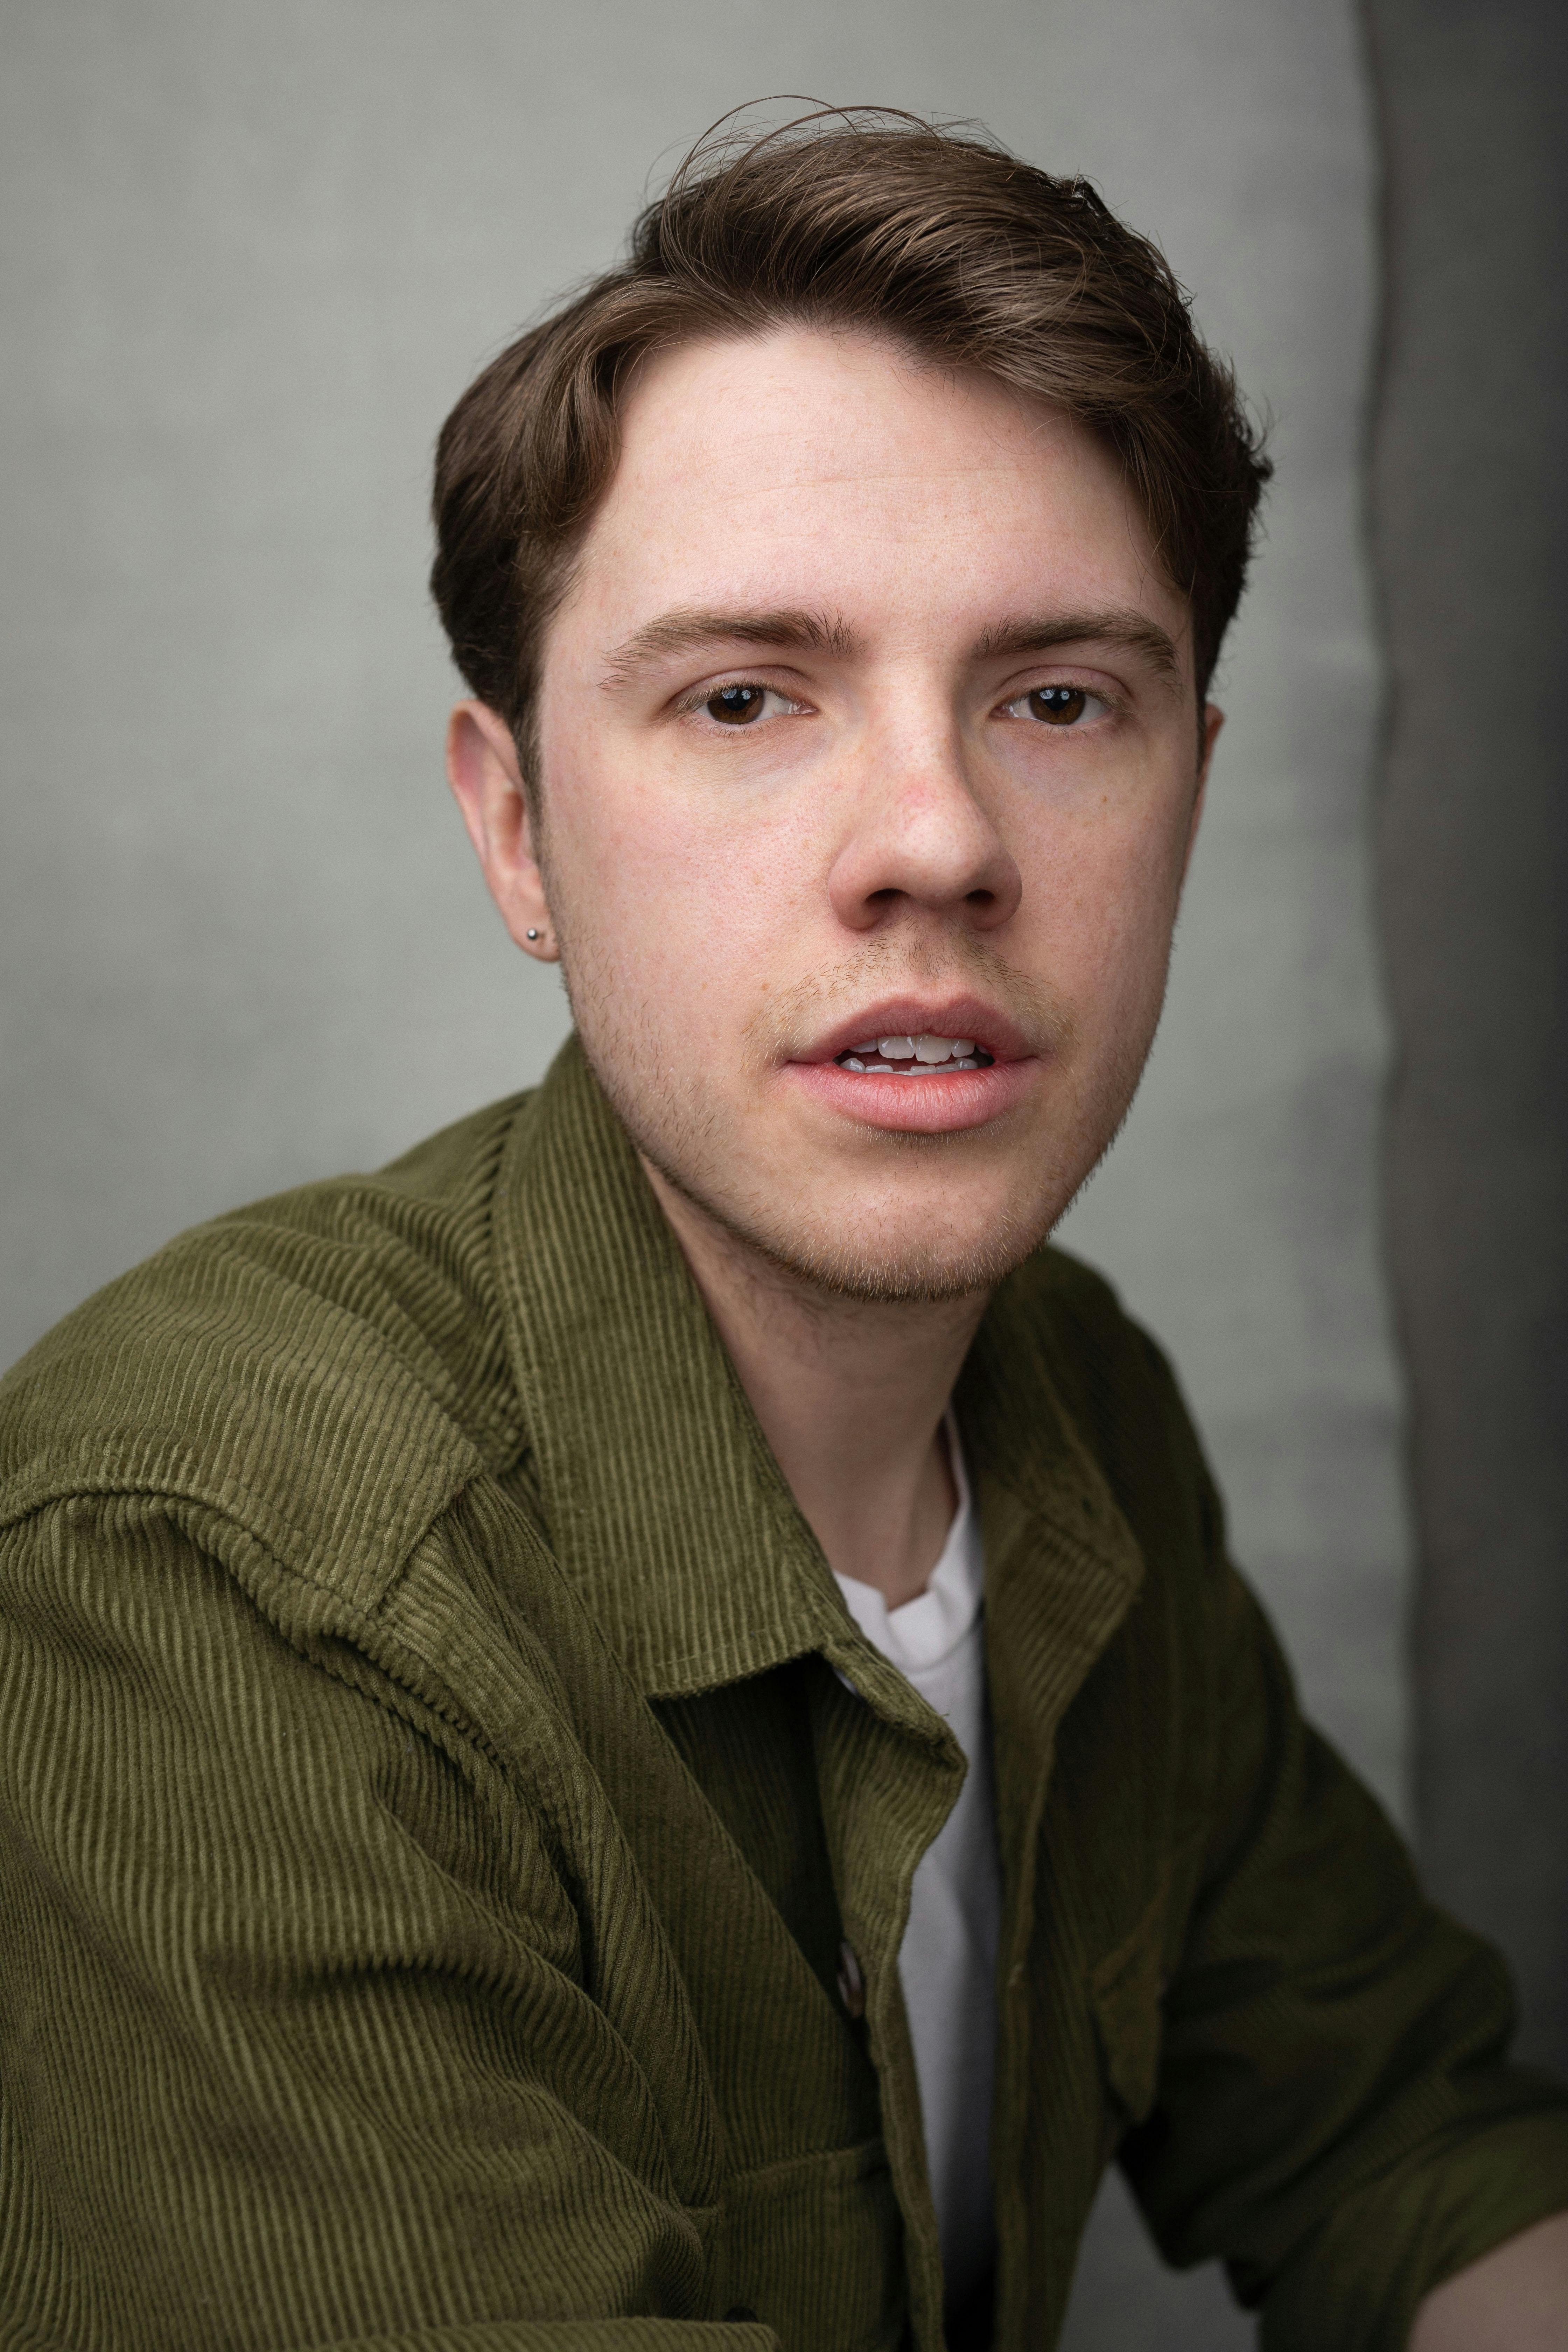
1024, 793, 1192, 1016
543, 743, 815, 1010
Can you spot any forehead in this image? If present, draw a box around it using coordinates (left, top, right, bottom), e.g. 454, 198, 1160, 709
555, 326, 1184, 653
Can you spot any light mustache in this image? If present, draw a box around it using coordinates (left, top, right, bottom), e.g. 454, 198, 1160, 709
745, 939, 1073, 1064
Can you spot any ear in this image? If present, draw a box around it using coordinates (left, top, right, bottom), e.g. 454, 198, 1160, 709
445, 701, 558, 961
1182, 703, 1225, 883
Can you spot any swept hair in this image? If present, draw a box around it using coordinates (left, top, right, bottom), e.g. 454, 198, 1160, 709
431, 107, 1270, 764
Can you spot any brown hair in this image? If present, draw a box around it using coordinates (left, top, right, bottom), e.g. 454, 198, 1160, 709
430, 109, 1269, 767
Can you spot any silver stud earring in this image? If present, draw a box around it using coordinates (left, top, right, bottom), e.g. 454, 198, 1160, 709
526, 928, 540, 941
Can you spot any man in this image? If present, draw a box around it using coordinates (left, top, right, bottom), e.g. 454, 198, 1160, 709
1, 113, 1565, 2352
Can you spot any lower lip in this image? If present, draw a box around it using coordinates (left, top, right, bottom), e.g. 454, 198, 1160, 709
786, 1057, 1037, 1134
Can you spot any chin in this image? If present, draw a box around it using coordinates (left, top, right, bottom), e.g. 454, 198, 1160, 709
579, 1016, 1096, 1302
755, 1229, 1037, 1304
667, 1167, 1058, 1304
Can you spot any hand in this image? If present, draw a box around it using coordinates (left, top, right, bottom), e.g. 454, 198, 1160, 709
1411, 2212, 1568, 2350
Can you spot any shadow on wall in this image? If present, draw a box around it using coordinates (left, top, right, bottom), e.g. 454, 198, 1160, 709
1368, 0, 1568, 2081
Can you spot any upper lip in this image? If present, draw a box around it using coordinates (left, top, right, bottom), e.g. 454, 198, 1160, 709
799, 995, 1036, 1065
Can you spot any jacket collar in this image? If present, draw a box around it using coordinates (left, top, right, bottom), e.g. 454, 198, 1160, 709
492, 1038, 1143, 1716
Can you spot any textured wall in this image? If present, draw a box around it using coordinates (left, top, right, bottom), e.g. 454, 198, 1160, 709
0, 6, 1393, 2343
1368, 0, 1568, 2075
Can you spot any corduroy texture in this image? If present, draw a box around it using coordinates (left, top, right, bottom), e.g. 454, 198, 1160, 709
1, 1037, 1565, 2352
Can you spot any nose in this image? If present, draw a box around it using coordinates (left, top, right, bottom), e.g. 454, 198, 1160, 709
826, 717, 1022, 935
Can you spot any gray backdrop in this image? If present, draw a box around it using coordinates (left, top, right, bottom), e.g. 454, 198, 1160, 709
2, 3, 1558, 2345
1368, 0, 1568, 2084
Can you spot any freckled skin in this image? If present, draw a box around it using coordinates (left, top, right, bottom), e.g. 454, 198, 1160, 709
450, 327, 1219, 1301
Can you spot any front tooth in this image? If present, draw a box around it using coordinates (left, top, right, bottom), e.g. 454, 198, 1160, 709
914, 1035, 952, 1064
878, 1034, 915, 1058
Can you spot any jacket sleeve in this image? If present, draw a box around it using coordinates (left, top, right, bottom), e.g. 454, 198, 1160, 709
0, 1493, 771, 2352
1119, 1499, 1568, 2352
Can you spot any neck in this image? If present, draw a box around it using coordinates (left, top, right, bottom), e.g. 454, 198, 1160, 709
642, 1162, 989, 1609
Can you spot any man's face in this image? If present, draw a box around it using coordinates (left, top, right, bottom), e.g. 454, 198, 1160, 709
527, 328, 1216, 1300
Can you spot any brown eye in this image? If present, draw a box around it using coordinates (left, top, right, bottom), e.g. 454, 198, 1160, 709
1028, 686, 1088, 725
707, 684, 768, 726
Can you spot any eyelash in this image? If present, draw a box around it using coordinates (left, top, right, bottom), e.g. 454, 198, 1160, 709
671, 675, 1123, 726
673, 679, 807, 722
996, 682, 1120, 725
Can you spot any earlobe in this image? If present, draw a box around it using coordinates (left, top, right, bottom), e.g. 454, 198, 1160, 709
444, 700, 559, 961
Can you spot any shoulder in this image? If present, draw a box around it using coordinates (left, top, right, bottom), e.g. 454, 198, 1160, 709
0, 1092, 538, 1609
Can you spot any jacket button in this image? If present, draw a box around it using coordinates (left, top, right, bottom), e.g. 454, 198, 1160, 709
837, 1939, 866, 2019
724, 2306, 758, 2322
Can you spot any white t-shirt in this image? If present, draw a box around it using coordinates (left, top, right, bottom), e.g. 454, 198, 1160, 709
832, 1427, 1001, 2308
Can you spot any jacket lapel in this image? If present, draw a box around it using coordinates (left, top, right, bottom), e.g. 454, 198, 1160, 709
491, 1039, 848, 1699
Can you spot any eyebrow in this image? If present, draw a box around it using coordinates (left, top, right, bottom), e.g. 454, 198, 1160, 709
598, 601, 1186, 694
599, 607, 862, 691
974, 609, 1186, 688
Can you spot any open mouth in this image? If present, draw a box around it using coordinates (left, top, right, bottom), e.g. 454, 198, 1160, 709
795, 1003, 1028, 1133
834, 1032, 997, 1075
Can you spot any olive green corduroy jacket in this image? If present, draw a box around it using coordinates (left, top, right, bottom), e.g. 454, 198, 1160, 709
2, 1041, 1566, 2352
